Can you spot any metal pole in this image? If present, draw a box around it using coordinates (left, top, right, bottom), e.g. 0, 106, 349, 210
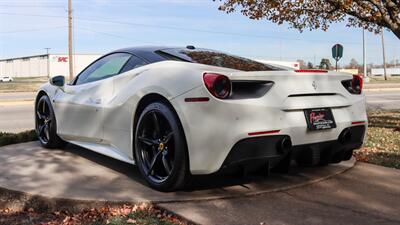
68, 0, 74, 81
362, 29, 367, 77
381, 29, 388, 80
45, 48, 51, 78
335, 59, 338, 71
313, 54, 316, 68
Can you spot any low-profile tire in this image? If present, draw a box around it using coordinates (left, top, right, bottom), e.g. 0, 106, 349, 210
35, 95, 67, 148
134, 101, 189, 192
342, 149, 354, 161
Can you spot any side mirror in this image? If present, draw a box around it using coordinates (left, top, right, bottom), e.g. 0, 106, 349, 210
50, 75, 65, 87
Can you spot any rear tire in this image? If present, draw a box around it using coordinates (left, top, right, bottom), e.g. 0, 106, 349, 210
35, 95, 67, 148
342, 150, 354, 161
134, 101, 189, 191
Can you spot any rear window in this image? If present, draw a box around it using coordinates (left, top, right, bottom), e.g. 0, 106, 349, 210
157, 48, 280, 71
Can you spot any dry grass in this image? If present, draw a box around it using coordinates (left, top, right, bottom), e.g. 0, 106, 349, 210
0, 77, 48, 93
0, 130, 37, 147
354, 110, 400, 169
0, 204, 185, 225
368, 76, 400, 84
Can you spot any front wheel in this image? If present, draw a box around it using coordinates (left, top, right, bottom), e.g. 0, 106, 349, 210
35, 95, 66, 148
134, 101, 189, 191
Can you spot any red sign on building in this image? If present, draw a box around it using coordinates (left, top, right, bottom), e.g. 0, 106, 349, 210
57, 57, 68, 62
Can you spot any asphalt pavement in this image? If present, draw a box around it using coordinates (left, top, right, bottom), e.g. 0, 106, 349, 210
0, 103, 34, 133
365, 91, 400, 110
0, 92, 35, 102
0, 91, 398, 133
161, 162, 400, 225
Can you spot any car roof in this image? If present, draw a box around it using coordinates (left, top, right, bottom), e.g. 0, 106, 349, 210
110, 46, 175, 63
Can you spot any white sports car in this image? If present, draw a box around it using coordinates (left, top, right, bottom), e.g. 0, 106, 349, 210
35, 46, 367, 191
0, 76, 13, 82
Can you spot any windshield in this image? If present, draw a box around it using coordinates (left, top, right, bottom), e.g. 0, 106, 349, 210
157, 48, 282, 71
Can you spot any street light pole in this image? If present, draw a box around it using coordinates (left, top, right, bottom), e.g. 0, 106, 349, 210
44, 48, 51, 78
381, 29, 388, 80
68, 0, 74, 81
362, 29, 367, 77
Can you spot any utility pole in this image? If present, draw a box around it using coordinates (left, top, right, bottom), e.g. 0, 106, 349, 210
381, 29, 388, 80
44, 48, 51, 78
68, 0, 74, 81
313, 54, 316, 68
362, 29, 367, 77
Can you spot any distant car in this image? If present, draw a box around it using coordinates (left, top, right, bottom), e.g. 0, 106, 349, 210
0, 76, 13, 82
35, 46, 367, 191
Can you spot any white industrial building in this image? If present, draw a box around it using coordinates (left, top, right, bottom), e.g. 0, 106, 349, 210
371, 68, 400, 76
0, 54, 102, 78
256, 60, 300, 70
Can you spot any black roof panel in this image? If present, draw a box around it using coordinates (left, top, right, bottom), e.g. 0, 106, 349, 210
110, 46, 173, 63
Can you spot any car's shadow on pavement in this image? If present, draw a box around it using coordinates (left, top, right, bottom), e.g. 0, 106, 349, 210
62, 143, 337, 193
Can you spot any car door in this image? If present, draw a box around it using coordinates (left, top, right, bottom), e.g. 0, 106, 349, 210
53, 53, 132, 142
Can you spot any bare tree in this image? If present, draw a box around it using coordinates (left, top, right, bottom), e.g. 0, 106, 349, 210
347, 58, 360, 69
297, 59, 307, 69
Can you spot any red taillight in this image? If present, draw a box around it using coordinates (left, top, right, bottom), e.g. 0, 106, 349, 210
341, 75, 363, 95
203, 73, 231, 99
352, 75, 363, 94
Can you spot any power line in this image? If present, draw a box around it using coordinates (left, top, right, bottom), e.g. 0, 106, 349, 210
0, 26, 66, 34
0, 12, 398, 49
76, 27, 162, 45
0, 12, 383, 45
0, 12, 64, 18
0, 4, 64, 8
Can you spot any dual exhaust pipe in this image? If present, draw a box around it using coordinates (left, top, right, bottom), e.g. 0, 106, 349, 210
278, 136, 292, 153
277, 129, 352, 154
339, 129, 352, 144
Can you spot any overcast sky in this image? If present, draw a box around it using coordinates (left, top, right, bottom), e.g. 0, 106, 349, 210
0, 0, 399, 66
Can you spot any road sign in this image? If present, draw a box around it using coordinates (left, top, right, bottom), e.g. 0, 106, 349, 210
332, 44, 343, 71
332, 44, 343, 60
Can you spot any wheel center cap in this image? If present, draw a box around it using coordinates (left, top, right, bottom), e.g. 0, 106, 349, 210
158, 142, 165, 151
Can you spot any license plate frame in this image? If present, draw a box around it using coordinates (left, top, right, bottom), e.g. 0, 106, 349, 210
304, 108, 337, 131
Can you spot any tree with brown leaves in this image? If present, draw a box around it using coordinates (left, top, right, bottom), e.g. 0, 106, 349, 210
216, 0, 400, 39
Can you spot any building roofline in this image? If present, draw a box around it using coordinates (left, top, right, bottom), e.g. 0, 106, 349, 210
0, 53, 103, 62
0, 54, 48, 62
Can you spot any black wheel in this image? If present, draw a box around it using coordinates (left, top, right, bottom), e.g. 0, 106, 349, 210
35, 95, 66, 148
342, 149, 354, 161
134, 101, 189, 191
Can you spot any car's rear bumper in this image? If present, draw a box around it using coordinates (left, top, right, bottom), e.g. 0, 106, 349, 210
171, 86, 367, 174
220, 125, 365, 170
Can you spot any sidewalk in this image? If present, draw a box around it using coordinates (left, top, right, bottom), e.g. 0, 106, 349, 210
160, 162, 400, 225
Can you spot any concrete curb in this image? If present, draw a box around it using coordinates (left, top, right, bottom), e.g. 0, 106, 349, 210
363, 88, 400, 92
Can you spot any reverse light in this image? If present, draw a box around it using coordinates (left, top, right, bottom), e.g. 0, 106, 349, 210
203, 73, 231, 99
342, 75, 363, 94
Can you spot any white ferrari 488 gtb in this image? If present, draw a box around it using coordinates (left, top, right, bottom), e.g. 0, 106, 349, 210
35, 46, 367, 191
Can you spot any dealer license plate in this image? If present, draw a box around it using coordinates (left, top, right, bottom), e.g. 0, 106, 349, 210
304, 108, 336, 131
